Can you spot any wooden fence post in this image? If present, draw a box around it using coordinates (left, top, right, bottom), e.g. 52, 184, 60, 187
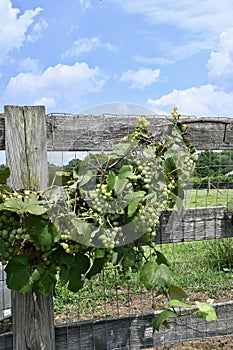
4, 105, 55, 350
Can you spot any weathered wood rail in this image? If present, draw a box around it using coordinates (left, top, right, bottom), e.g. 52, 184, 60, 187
0, 113, 233, 151
0, 106, 233, 350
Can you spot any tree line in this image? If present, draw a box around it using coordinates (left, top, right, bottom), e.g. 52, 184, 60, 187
193, 150, 233, 188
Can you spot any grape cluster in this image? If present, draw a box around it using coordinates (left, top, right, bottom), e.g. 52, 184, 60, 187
0, 113, 198, 297
133, 204, 160, 242
87, 184, 114, 214
65, 116, 196, 252
60, 240, 81, 254
0, 210, 25, 265
136, 160, 156, 190
0, 191, 58, 266
183, 155, 196, 173
131, 116, 150, 140
99, 226, 123, 249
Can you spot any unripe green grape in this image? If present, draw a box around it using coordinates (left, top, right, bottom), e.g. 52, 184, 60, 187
24, 234, 31, 240
17, 228, 23, 235
2, 230, 8, 238
1, 215, 8, 222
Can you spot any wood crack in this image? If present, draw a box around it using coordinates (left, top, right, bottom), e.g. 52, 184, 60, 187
22, 108, 31, 189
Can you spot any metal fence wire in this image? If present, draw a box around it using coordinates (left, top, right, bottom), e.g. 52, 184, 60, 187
49, 145, 233, 349
0, 115, 233, 349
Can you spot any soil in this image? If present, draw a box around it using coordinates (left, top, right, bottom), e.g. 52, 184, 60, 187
54, 288, 233, 324
2, 289, 233, 349
54, 288, 233, 349
146, 335, 233, 348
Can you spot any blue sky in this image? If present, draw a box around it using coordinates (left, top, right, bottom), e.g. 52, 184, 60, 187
1, 0, 233, 116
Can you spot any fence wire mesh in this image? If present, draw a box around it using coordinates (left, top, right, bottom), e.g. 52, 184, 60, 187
1, 115, 233, 349
47, 122, 233, 349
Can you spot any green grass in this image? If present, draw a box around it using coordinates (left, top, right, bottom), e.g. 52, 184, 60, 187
160, 239, 233, 294
184, 188, 233, 208
54, 265, 142, 319
54, 188, 233, 320
54, 238, 233, 319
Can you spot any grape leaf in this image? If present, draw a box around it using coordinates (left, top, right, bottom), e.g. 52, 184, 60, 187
125, 191, 146, 217
114, 177, 129, 195
34, 265, 57, 295
78, 170, 95, 187
5, 255, 32, 293
59, 252, 75, 286
156, 250, 170, 266
169, 299, 193, 308
168, 284, 188, 301
31, 217, 54, 247
67, 254, 90, 292
94, 248, 106, 259
153, 309, 177, 332
107, 170, 116, 191
0, 198, 23, 212
111, 246, 124, 265
195, 301, 217, 322
86, 257, 107, 279
22, 198, 48, 215
118, 165, 134, 179
0, 167, 10, 184
140, 261, 173, 291
164, 157, 176, 175
0, 198, 47, 216
111, 142, 133, 157
122, 247, 136, 268
69, 218, 91, 245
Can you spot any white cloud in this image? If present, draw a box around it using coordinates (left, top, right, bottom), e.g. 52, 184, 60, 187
62, 37, 118, 58
79, 0, 91, 11
34, 97, 56, 109
120, 67, 160, 89
111, 0, 233, 57
26, 18, 48, 43
147, 84, 233, 117
112, 1, 233, 35
3, 62, 107, 112
18, 58, 40, 73
0, 0, 42, 63
207, 28, 233, 92
147, 23, 233, 118
134, 55, 174, 65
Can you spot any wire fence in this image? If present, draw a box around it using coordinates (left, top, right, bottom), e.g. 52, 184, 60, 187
0, 114, 233, 349
49, 146, 233, 349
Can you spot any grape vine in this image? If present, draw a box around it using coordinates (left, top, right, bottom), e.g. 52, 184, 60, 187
0, 108, 217, 330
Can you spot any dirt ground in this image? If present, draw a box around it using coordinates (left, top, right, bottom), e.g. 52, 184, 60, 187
2, 289, 233, 349
145, 335, 233, 349
54, 288, 233, 323
54, 288, 233, 349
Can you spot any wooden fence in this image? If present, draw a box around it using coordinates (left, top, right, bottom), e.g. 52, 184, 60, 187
0, 106, 233, 349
